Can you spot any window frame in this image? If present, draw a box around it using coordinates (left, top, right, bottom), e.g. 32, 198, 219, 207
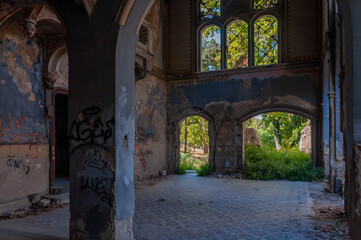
226, 19, 250, 69
200, 24, 223, 72
195, 0, 283, 72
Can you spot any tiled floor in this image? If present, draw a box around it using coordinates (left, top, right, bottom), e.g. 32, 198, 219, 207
0, 173, 316, 240
134, 173, 314, 240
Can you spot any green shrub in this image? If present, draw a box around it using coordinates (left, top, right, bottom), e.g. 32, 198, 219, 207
176, 165, 187, 175
244, 145, 324, 181
196, 163, 212, 176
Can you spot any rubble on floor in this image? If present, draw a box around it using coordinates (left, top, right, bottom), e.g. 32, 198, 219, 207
307, 181, 349, 240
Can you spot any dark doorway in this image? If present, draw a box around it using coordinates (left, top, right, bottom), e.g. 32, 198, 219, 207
55, 94, 69, 179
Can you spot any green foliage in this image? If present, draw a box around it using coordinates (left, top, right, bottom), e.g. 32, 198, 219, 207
202, 26, 221, 71
244, 145, 324, 181
177, 154, 210, 174
255, 16, 278, 66
245, 112, 309, 150
254, 0, 278, 10
176, 165, 187, 175
180, 116, 209, 149
227, 21, 249, 68
196, 163, 213, 176
179, 153, 197, 170
200, 0, 221, 19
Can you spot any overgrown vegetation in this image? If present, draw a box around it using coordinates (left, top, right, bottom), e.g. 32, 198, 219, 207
177, 153, 211, 176
196, 163, 213, 176
244, 145, 324, 181
245, 112, 309, 150
177, 116, 212, 176
243, 112, 324, 181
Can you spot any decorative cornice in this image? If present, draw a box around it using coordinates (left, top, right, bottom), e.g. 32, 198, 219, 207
167, 62, 321, 84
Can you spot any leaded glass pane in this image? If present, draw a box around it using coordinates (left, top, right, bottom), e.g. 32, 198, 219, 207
227, 21, 249, 69
254, 0, 278, 10
200, 0, 221, 20
201, 26, 221, 71
254, 16, 278, 66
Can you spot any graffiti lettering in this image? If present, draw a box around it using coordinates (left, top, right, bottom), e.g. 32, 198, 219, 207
69, 107, 115, 151
0, 114, 46, 144
82, 149, 108, 175
6, 156, 30, 174
79, 148, 114, 207
80, 176, 112, 206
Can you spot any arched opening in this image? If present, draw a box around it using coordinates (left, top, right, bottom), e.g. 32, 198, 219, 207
178, 116, 210, 173
240, 112, 321, 181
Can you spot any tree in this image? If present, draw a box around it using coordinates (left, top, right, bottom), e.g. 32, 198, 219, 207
245, 112, 308, 150
180, 116, 209, 151
202, 26, 221, 71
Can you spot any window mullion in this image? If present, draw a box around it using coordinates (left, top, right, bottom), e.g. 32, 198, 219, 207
221, 24, 227, 69
249, 19, 255, 67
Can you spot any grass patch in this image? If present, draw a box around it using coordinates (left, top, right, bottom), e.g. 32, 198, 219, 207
196, 163, 212, 176
244, 145, 324, 181
177, 153, 212, 176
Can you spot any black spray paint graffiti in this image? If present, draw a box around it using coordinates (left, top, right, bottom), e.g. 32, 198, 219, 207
69, 107, 115, 152
6, 156, 30, 174
80, 149, 114, 207
80, 176, 112, 206
82, 149, 109, 175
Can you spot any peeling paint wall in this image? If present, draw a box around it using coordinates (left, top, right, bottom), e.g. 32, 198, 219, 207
135, 75, 167, 179
0, 21, 47, 145
0, 20, 49, 213
134, 0, 167, 179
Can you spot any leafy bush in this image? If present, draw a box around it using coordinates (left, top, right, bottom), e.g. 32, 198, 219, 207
176, 165, 187, 175
196, 163, 212, 176
244, 145, 324, 181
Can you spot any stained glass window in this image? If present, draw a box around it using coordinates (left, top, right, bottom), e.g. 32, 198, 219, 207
200, 0, 221, 20
254, 0, 278, 10
227, 21, 249, 69
254, 16, 278, 66
201, 26, 221, 71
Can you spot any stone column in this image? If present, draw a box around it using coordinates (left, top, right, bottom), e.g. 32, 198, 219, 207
48, 0, 139, 239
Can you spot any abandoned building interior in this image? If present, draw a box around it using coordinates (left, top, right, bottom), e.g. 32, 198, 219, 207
0, 0, 361, 239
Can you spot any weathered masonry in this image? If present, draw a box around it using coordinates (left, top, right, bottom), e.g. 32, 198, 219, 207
0, 0, 361, 239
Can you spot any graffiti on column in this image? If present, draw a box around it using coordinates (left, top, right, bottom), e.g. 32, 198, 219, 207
69, 106, 115, 152
79, 148, 114, 207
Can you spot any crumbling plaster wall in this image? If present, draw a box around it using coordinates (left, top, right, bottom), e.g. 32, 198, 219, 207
135, 75, 167, 179
0, 20, 48, 213
321, 0, 345, 194
134, 0, 167, 179
167, 68, 322, 173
